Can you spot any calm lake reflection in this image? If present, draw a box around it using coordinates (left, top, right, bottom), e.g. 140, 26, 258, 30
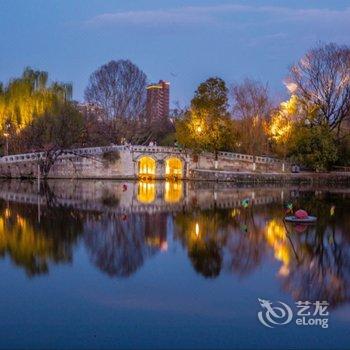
0, 180, 349, 349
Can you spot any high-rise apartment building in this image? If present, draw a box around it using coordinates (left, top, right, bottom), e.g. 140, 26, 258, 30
146, 80, 170, 120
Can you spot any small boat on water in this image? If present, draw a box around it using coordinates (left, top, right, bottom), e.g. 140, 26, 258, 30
285, 215, 317, 223
284, 209, 317, 224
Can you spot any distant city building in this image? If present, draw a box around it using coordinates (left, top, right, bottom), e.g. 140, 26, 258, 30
146, 80, 170, 120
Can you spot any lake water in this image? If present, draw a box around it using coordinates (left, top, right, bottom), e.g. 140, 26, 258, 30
0, 180, 349, 349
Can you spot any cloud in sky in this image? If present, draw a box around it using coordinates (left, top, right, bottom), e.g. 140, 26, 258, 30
85, 4, 350, 28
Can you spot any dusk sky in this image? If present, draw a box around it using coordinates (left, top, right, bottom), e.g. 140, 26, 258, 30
1, 0, 350, 107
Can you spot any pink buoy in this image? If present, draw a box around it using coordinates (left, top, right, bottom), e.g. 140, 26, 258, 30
295, 209, 309, 219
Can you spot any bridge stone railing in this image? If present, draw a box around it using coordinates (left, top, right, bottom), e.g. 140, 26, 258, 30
130, 145, 186, 155
0, 145, 128, 164
0, 144, 282, 165
217, 151, 281, 164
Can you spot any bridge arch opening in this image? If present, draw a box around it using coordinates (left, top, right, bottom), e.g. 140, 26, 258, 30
138, 156, 156, 179
165, 157, 183, 179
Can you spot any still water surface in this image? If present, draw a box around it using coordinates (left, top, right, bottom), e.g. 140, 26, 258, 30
0, 180, 349, 349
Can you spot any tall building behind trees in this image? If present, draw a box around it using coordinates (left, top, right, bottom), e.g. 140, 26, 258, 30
146, 80, 170, 121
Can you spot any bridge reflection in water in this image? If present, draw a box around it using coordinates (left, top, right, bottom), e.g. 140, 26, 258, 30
0, 180, 349, 310
137, 181, 156, 203
137, 180, 183, 204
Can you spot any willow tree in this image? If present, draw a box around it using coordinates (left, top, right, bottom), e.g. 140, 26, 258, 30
0, 67, 72, 132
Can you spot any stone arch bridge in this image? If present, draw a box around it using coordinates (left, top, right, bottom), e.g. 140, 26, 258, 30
0, 145, 285, 179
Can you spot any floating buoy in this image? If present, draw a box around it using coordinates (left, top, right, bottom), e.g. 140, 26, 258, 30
295, 209, 309, 219
285, 203, 293, 214
241, 198, 250, 208
285, 215, 317, 224
285, 209, 317, 223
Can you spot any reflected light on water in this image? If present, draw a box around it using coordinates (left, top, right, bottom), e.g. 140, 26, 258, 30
231, 209, 240, 218
265, 219, 291, 276
0, 180, 349, 314
137, 181, 156, 203
4, 208, 11, 218
164, 181, 183, 203
0, 212, 55, 275
195, 222, 200, 238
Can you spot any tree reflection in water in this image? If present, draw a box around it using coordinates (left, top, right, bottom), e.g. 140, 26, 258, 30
84, 212, 168, 277
0, 201, 83, 276
0, 181, 349, 309
279, 193, 350, 308
174, 210, 229, 278
173, 192, 350, 308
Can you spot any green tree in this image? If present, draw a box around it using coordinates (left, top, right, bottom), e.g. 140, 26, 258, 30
176, 77, 235, 157
191, 77, 229, 116
288, 125, 338, 171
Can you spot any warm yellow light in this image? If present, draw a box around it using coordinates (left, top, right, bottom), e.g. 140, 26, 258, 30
164, 181, 183, 203
231, 209, 240, 218
195, 222, 200, 237
138, 156, 156, 178
0, 211, 55, 272
165, 157, 183, 179
265, 219, 291, 273
137, 181, 156, 203
268, 95, 299, 144
4, 208, 11, 219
